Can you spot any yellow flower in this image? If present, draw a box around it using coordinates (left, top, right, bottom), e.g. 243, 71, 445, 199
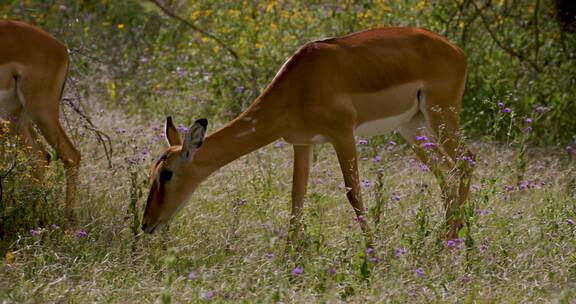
117, 23, 125, 30
228, 9, 240, 18
190, 10, 201, 21
5, 251, 16, 263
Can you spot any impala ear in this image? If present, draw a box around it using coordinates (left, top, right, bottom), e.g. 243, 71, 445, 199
165, 116, 182, 146
182, 118, 208, 158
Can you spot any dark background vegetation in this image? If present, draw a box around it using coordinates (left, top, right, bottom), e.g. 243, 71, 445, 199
1, 0, 574, 144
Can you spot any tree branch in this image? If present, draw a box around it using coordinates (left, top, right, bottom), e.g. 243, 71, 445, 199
147, 0, 239, 61
471, 1, 542, 72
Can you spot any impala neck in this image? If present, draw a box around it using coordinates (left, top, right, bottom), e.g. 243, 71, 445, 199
193, 94, 286, 175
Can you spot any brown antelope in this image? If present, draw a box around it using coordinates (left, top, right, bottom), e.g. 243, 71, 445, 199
141, 27, 474, 241
0, 20, 80, 221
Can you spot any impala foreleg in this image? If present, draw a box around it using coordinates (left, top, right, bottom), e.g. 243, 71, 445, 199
24, 105, 80, 222
332, 133, 373, 243
287, 144, 312, 246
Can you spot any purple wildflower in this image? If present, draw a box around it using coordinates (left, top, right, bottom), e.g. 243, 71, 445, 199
30, 228, 41, 236
115, 128, 127, 134
372, 155, 382, 162
265, 253, 274, 259
480, 239, 489, 253
524, 126, 533, 133
274, 141, 284, 148
419, 163, 430, 172
460, 274, 472, 283
566, 146, 574, 154
504, 185, 515, 192
175, 66, 187, 77
187, 271, 197, 280
76, 230, 88, 238
534, 105, 548, 113
503, 107, 511, 113
392, 194, 401, 202
347, 223, 353, 229
567, 219, 575, 226
497, 101, 504, 108
416, 135, 428, 142
422, 142, 436, 149
461, 155, 476, 166
203, 291, 215, 300
328, 268, 337, 275
415, 267, 425, 277
176, 124, 187, 132
524, 117, 533, 124
361, 180, 373, 189
447, 238, 463, 250
358, 139, 369, 145
369, 257, 379, 263
367, 247, 374, 255
474, 209, 490, 216
292, 267, 304, 276
395, 247, 407, 258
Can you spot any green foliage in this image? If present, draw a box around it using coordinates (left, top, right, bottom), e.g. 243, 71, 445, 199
1, 1, 576, 303
0, 121, 64, 253
1, 0, 574, 144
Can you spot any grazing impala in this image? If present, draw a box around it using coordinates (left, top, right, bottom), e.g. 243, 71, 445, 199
0, 20, 80, 221
141, 27, 474, 241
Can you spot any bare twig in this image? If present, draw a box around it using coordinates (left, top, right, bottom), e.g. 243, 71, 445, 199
63, 65, 114, 168
147, 0, 239, 60
471, 1, 542, 72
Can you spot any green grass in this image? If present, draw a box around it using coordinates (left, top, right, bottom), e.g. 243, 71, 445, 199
1, 108, 575, 303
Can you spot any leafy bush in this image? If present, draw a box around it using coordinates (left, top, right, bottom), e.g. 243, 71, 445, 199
2, 0, 573, 143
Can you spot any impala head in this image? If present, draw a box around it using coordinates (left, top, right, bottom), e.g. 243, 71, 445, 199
141, 116, 208, 234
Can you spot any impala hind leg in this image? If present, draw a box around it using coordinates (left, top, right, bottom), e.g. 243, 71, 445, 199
19, 79, 80, 222
17, 115, 51, 179
425, 98, 475, 239
35, 118, 80, 222
398, 113, 456, 208
287, 144, 312, 247
332, 133, 373, 244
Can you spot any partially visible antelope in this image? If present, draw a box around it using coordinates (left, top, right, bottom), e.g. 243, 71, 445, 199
0, 20, 80, 221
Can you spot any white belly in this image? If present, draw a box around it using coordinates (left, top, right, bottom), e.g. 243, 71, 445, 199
0, 88, 21, 119
355, 101, 419, 136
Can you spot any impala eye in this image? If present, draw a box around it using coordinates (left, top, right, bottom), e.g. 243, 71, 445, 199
159, 170, 173, 183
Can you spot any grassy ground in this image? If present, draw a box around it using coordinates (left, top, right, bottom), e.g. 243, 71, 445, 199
1, 104, 575, 303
